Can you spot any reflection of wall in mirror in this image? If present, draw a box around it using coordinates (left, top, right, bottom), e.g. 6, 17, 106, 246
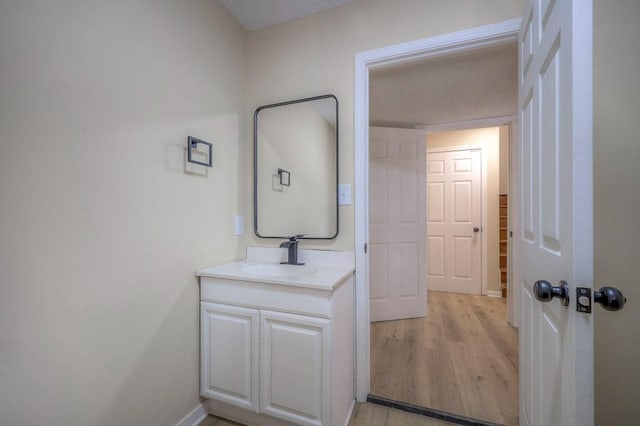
257, 100, 337, 237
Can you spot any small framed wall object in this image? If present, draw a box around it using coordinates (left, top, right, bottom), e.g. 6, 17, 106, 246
188, 136, 213, 167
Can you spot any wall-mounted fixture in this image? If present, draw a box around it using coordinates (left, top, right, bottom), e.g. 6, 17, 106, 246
277, 168, 291, 186
254, 94, 339, 239
187, 136, 213, 167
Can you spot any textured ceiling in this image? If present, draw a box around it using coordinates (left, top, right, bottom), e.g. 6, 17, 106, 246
220, 0, 357, 31
370, 43, 518, 128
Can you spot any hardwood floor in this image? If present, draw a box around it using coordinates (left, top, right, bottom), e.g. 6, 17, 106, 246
349, 402, 455, 425
370, 291, 519, 426
198, 414, 244, 426
199, 402, 455, 426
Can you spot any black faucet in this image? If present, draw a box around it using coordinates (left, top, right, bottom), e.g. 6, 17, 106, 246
280, 235, 305, 265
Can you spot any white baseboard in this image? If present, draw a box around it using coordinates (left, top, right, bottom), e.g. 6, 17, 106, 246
205, 399, 291, 426
343, 399, 356, 426
487, 290, 503, 298
198, 397, 356, 426
176, 403, 207, 426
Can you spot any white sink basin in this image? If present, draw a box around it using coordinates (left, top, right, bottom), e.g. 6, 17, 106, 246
241, 263, 317, 277
197, 248, 355, 290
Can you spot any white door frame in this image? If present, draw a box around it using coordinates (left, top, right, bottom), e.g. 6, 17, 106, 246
426, 145, 486, 296
354, 18, 522, 401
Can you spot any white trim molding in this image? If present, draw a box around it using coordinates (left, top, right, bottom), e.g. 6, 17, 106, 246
175, 403, 207, 426
343, 399, 356, 426
487, 290, 503, 298
354, 18, 521, 402
426, 144, 485, 153
417, 115, 517, 134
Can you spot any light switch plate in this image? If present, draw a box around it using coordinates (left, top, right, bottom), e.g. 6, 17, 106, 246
338, 184, 352, 205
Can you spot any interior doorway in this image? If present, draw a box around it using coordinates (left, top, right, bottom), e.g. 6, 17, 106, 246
426, 145, 483, 295
368, 124, 518, 424
425, 125, 512, 300
353, 18, 522, 426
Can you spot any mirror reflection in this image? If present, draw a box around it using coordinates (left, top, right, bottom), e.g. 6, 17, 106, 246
254, 95, 338, 239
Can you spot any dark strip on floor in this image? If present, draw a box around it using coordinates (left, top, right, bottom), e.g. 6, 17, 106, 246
367, 394, 506, 426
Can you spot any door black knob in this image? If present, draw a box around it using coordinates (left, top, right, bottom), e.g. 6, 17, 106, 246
473, 227, 480, 233
594, 286, 626, 311
533, 280, 570, 307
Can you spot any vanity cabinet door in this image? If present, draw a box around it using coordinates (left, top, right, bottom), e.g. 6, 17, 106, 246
260, 311, 331, 426
200, 302, 259, 412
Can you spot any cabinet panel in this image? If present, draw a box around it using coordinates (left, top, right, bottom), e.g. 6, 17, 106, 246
260, 311, 330, 426
201, 302, 259, 412
200, 277, 332, 318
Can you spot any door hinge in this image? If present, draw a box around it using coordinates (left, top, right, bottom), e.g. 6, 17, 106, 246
364, 243, 368, 254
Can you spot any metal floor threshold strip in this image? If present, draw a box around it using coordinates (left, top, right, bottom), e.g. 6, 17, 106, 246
367, 395, 507, 426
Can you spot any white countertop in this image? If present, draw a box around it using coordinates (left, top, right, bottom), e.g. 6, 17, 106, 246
196, 247, 355, 291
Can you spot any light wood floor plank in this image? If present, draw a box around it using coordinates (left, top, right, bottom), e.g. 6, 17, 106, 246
198, 414, 244, 426
471, 302, 518, 371
448, 340, 507, 423
200, 403, 456, 426
348, 403, 454, 426
420, 348, 465, 413
370, 291, 519, 425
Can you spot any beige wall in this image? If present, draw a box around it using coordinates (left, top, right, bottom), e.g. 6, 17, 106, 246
594, 1, 640, 424
245, 0, 525, 250
0, 1, 246, 425
427, 128, 502, 292
369, 44, 518, 127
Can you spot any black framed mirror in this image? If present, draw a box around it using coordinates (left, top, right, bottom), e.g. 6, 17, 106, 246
254, 94, 339, 239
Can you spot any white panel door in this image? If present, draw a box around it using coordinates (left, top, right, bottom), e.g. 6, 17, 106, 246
369, 126, 427, 322
518, 1, 593, 425
200, 302, 259, 412
426, 149, 482, 295
260, 310, 330, 426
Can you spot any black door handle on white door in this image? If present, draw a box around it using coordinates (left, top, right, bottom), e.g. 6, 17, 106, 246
533, 280, 570, 307
594, 286, 626, 311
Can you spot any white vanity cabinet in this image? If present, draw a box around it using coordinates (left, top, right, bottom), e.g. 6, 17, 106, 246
200, 301, 333, 425
259, 310, 330, 425
200, 302, 259, 412
198, 249, 355, 426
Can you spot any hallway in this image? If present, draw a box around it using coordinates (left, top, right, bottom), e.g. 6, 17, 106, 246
370, 291, 518, 425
